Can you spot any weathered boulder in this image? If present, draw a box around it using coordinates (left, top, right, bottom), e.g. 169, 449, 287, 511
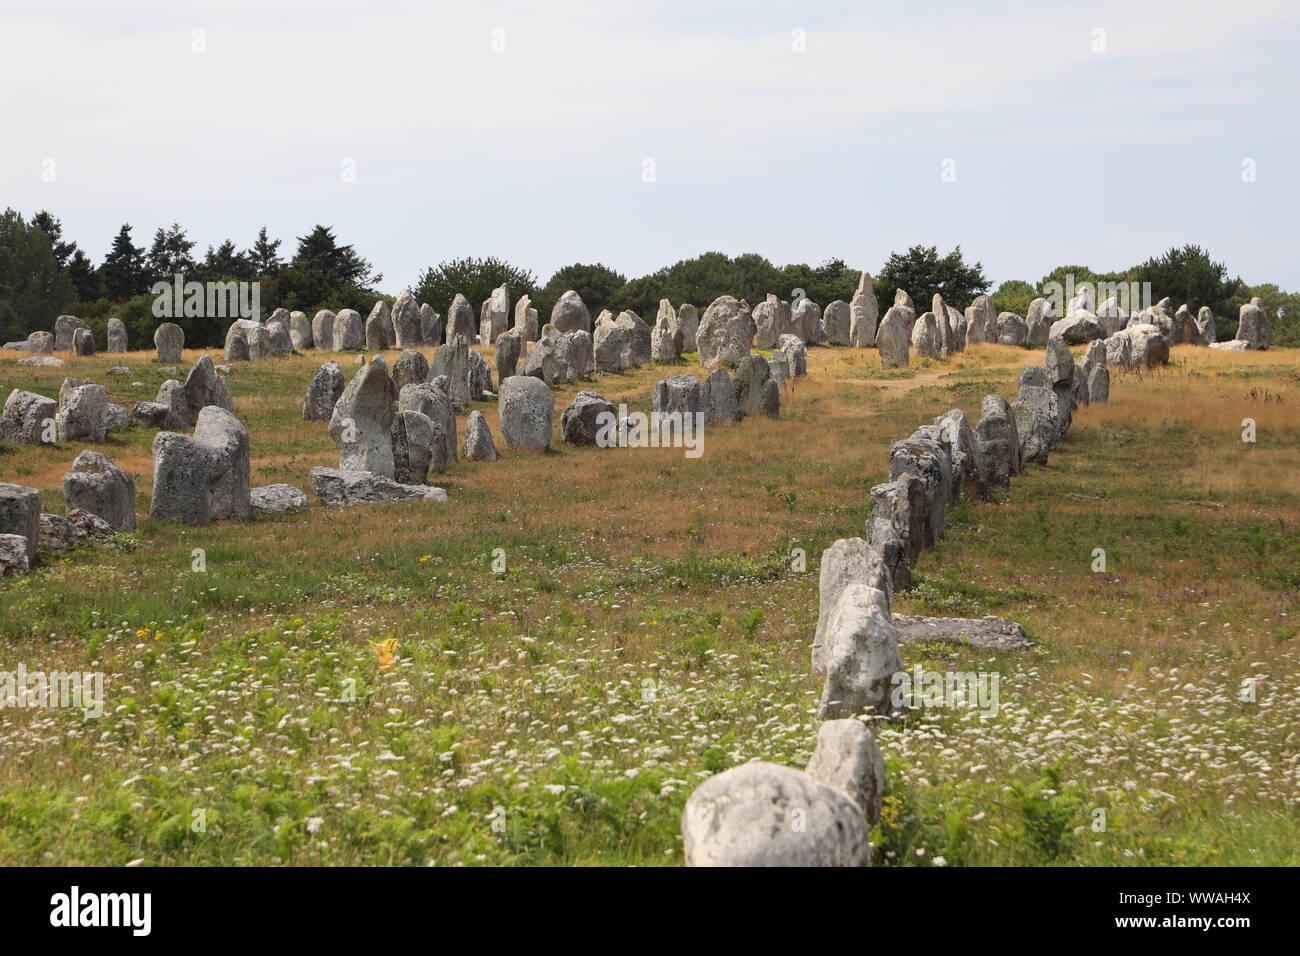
551, 290, 591, 335
822, 300, 851, 346
463, 409, 498, 461
329, 358, 397, 475
392, 349, 430, 393
677, 304, 700, 353
1088, 363, 1110, 402
593, 315, 632, 373
1196, 307, 1217, 345
701, 367, 739, 424
149, 406, 251, 524
246, 325, 273, 361
513, 295, 539, 342
289, 311, 313, 350
561, 391, 615, 446
653, 374, 704, 419
27, 330, 55, 354
888, 434, 951, 547
1012, 385, 1062, 464
1045, 337, 1074, 387
1, 389, 57, 444
224, 324, 250, 361
875, 308, 910, 368
0, 482, 42, 565
312, 310, 336, 350
792, 298, 823, 345
751, 295, 782, 350
478, 284, 509, 345
308, 467, 447, 506
812, 538, 894, 677
0, 533, 30, 574
250, 483, 308, 516
265, 318, 294, 355
964, 294, 997, 345
850, 273, 879, 347
303, 362, 344, 421
106, 318, 128, 353
697, 296, 753, 367
153, 322, 185, 363
495, 327, 523, 379
733, 354, 780, 418
930, 294, 952, 357
1049, 313, 1104, 345
975, 394, 1022, 485
446, 293, 476, 343
681, 760, 870, 867
817, 582, 904, 721
804, 718, 886, 829
1105, 324, 1169, 368
498, 376, 554, 452
332, 309, 364, 350
565, 330, 593, 379
776, 334, 808, 377
521, 325, 569, 385
865, 475, 927, 591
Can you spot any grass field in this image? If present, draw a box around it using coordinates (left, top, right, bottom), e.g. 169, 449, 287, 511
1, 340, 1297, 866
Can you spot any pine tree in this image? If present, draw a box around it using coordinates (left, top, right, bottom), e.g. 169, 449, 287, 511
145, 222, 197, 283
98, 224, 148, 300
292, 225, 381, 289
249, 226, 283, 277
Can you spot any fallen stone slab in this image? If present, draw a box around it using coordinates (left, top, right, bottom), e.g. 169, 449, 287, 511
309, 466, 448, 506
891, 614, 1031, 650
251, 483, 309, 516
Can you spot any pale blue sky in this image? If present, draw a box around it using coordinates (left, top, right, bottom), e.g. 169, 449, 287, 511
2, 0, 1297, 292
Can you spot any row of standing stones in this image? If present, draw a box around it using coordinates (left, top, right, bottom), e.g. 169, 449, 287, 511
3, 275, 1219, 578
680, 329, 1111, 866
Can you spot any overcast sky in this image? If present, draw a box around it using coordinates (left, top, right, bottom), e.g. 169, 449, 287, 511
3, 0, 1297, 292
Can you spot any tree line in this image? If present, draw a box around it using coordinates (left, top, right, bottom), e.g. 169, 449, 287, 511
1, 207, 1294, 348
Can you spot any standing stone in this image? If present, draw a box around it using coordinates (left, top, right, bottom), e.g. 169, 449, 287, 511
1196, 307, 1217, 345
247, 325, 272, 360
593, 315, 632, 372
289, 311, 313, 350
812, 537, 895, 674
1, 389, 57, 444
1049, 312, 1104, 345
498, 376, 554, 451
734, 354, 779, 418
751, 295, 781, 350
513, 295, 539, 342
930, 294, 952, 357
496, 327, 523, 379
1025, 298, 1052, 347
266, 316, 294, 355
391, 409, 443, 483
392, 349, 430, 393
875, 307, 910, 368
332, 309, 364, 351
964, 294, 995, 345
996, 312, 1028, 347
566, 330, 594, 379
701, 367, 739, 424
652, 300, 683, 361
463, 409, 498, 461
398, 383, 457, 465
223, 324, 249, 361
329, 358, 397, 476
303, 362, 345, 421
1045, 337, 1074, 387
391, 291, 422, 347
26, 331, 55, 354
428, 335, 471, 408
617, 311, 652, 366
677, 304, 700, 353
792, 298, 822, 345
653, 374, 704, 418
312, 310, 336, 350
816, 582, 904, 720
805, 718, 887, 831
0, 483, 41, 566
1237, 297, 1270, 349
183, 355, 233, 423
911, 311, 940, 359
150, 406, 251, 524
57, 383, 108, 442
1088, 363, 1110, 403
776, 334, 807, 378
62, 451, 135, 531
55, 315, 89, 351
975, 394, 1022, 485
446, 293, 476, 343
153, 323, 184, 363
822, 300, 851, 346
1095, 297, 1125, 336
366, 301, 393, 351
418, 304, 441, 347
106, 318, 128, 353
850, 273, 879, 347
561, 391, 615, 446
478, 284, 509, 345
697, 296, 753, 368
522, 324, 569, 384
551, 290, 591, 335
